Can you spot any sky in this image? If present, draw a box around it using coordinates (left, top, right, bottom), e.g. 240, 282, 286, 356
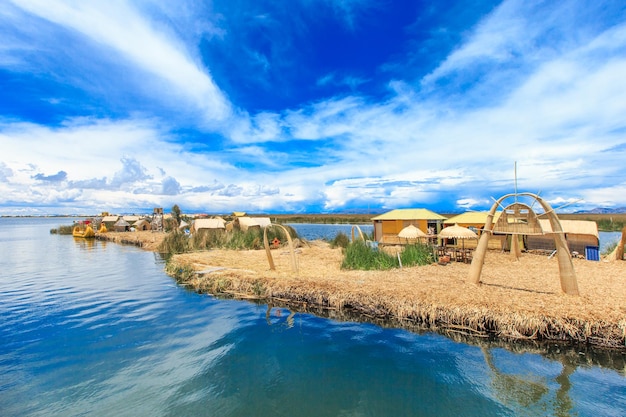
1, 0, 626, 216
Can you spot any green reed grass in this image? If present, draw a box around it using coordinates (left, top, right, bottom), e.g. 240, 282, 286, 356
342, 240, 433, 270
159, 225, 299, 255
49, 225, 74, 235
399, 243, 434, 266
329, 232, 350, 248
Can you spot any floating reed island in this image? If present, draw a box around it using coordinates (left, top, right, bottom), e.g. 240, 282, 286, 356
98, 230, 625, 350
162, 240, 626, 351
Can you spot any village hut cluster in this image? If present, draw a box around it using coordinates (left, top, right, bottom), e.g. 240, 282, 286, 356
371, 207, 601, 261
83, 196, 625, 348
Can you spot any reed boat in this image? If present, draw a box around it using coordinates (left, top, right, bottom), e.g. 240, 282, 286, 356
73, 221, 95, 238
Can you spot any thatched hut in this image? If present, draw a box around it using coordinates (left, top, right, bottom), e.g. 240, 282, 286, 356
101, 215, 119, 229
113, 218, 130, 232
237, 216, 271, 231
372, 208, 446, 244
133, 219, 151, 231
122, 215, 141, 223
191, 218, 226, 233
526, 219, 599, 258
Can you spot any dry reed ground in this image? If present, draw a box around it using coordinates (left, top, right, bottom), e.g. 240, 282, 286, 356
96, 230, 165, 251
169, 241, 626, 349
99, 231, 625, 348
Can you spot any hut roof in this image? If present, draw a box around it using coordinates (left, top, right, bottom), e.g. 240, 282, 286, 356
238, 217, 271, 228
193, 218, 225, 230
444, 211, 502, 225
114, 218, 130, 227
122, 215, 141, 222
372, 208, 447, 221
538, 219, 599, 239
233, 211, 247, 217
133, 219, 150, 227
102, 215, 119, 222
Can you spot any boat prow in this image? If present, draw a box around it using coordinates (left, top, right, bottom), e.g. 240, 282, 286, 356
73, 224, 95, 238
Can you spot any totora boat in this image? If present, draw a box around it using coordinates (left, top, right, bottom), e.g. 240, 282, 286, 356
73, 221, 95, 238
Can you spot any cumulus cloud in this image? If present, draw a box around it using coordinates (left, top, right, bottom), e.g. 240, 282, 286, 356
32, 170, 67, 182
161, 176, 181, 196
0, 162, 13, 181
110, 157, 152, 189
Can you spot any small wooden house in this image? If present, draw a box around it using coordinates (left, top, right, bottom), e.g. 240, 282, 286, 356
372, 209, 446, 244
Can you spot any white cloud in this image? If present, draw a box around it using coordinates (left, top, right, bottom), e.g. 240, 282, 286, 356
9, 0, 231, 121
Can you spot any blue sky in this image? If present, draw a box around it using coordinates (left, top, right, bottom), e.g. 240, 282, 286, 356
1, 0, 626, 215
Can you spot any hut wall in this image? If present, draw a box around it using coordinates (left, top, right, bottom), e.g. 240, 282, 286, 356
374, 222, 383, 242
526, 235, 554, 251
527, 234, 598, 256
379, 219, 429, 242
566, 234, 599, 254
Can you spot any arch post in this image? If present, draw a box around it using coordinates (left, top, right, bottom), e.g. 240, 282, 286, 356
468, 192, 579, 295
263, 224, 298, 274
468, 204, 498, 285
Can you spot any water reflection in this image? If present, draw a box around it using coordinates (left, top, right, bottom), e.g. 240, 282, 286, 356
265, 304, 296, 329
1, 218, 624, 417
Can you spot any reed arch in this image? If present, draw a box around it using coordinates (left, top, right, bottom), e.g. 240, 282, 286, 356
351, 225, 366, 242
263, 223, 298, 273
468, 192, 579, 296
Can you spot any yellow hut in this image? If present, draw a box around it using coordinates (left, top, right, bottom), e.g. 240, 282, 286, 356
372, 208, 446, 244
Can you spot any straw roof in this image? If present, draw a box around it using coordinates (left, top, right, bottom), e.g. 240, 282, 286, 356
114, 218, 130, 227
444, 211, 502, 225
398, 224, 428, 239
122, 215, 141, 223
439, 224, 478, 239
102, 215, 119, 223
538, 219, 599, 239
238, 217, 271, 230
133, 219, 151, 230
372, 208, 447, 221
193, 218, 225, 230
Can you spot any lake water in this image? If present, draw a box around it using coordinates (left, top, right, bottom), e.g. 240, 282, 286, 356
1, 218, 624, 416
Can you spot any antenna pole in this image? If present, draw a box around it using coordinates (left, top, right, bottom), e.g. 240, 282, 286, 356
514, 161, 518, 202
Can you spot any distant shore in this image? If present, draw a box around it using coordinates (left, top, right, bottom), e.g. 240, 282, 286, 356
97, 230, 626, 350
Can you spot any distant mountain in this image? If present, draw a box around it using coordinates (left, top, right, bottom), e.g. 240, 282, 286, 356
574, 207, 626, 214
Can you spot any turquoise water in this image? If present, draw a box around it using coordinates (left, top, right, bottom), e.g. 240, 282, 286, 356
1, 218, 624, 416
